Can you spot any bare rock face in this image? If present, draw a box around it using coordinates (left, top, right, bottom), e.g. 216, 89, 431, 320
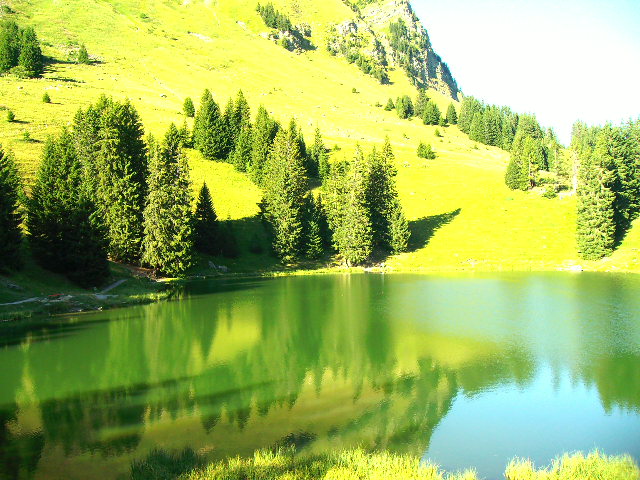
330, 0, 459, 99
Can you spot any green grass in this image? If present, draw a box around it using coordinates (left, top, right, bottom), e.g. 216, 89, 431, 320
0, 0, 638, 284
129, 448, 639, 480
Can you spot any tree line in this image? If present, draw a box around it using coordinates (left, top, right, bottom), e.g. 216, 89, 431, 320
0, 19, 43, 78
572, 120, 640, 260
0, 97, 235, 285
189, 89, 410, 265
384, 91, 458, 127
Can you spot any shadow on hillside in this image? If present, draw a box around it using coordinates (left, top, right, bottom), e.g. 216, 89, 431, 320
408, 208, 461, 252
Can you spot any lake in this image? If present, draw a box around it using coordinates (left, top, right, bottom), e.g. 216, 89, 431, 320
1, 273, 639, 479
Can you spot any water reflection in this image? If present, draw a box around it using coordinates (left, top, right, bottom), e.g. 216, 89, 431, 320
0, 273, 639, 479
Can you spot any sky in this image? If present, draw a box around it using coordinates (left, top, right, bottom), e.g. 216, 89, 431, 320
411, 0, 640, 145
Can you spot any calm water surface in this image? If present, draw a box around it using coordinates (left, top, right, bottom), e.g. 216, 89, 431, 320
1, 273, 639, 479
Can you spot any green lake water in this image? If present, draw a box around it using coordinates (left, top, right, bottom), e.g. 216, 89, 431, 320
1, 273, 639, 479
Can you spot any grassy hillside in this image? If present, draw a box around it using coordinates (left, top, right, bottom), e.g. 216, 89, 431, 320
0, 0, 638, 280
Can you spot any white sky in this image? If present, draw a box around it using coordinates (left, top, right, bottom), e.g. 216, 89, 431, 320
411, 0, 640, 145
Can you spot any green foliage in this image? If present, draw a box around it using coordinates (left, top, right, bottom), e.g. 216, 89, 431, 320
445, 103, 457, 125
142, 124, 194, 276
183, 97, 195, 117
42, 92, 51, 103
193, 89, 231, 160
458, 96, 483, 134
422, 101, 441, 126
193, 182, 220, 256
18, 27, 43, 77
6, 110, 14, 122
395, 95, 414, 119
434, 128, 442, 138
26, 130, 109, 287
576, 128, 617, 260
262, 127, 308, 262
131, 448, 205, 480
73, 96, 149, 264
388, 198, 409, 254
77, 44, 90, 64
469, 112, 485, 144
0, 20, 20, 72
250, 105, 279, 184
256, 3, 293, 32
483, 107, 502, 146
417, 142, 435, 160
384, 98, 395, 111
231, 124, 253, 172
303, 194, 325, 259
0, 147, 23, 271
414, 90, 429, 118
309, 127, 327, 180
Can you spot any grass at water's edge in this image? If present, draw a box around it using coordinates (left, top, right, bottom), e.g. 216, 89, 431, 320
130, 448, 639, 480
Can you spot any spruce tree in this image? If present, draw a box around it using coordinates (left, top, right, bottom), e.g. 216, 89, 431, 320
309, 127, 327, 179
414, 90, 429, 118
609, 122, 640, 237
303, 194, 324, 259
483, 108, 502, 146
0, 21, 20, 72
417, 142, 435, 159
0, 147, 23, 271
262, 127, 307, 262
231, 124, 253, 172
469, 112, 486, 143
422, 102, 441, 126
27, 131, 109, 286
505, 131, 531, 190
233, 90, 251, 133
445, 103, 458, 125
458, 96, 483, 134
17, 27, 43, 77
388, 198, 409, 254
250, 105, 278, 184
193, 182, 220, 255
193, 89, 228, 160
183, 97, 195, 117
395, 95, 414, 119
576, 130, 617, 260
384, 98, 395, 111
142, 124, 193, 276
77, 44, 90, 64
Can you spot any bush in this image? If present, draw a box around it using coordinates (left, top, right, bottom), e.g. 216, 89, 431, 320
6, 110, 14, 122
42, 92, 51, 103
543, 187, 558, 199
417, 142, 435, 160
9, 65, 31, 78
434, 128, 442, 138
77, 45, 90, 64
22, 131, 31, 142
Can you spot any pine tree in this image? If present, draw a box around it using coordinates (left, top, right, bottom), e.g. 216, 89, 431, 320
609, 122, 640, 237
231, 124, 253, 172
233, 90, 251, 132
469, 112, 486, 143
414, 90, 429, 118
445, 103, 458, 125
309, 127, 327, 179
42, 92, 51, 103
505, 131, 530, 191
193, 89, 228, 160
193, 182, 220, 255
417, 142, 435, 159
576, 130, 617, 260
26, 131, 109, 286
250, 105, 278, 184
303, 194, 324, 259
222, 97, 236, 157
315, 193, 333, 249
388, 198, 409, 254
0, 147, 23, 271
384, 98, 395, 111
458, 96, 483, 134
262, 128, 308, 262
483, 108, 502, 146
142, 124, 193, 276
77, 44, 90, 64
395, 95, 414, 119
17, 27, 43, 77
422, 102, 441, 126
183, 97, 195, 117
0, 21, 20, 72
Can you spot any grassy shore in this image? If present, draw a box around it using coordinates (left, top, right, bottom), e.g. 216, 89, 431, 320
129, 448, 639, 480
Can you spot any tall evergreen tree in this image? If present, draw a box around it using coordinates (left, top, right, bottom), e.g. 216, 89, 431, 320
395, 95, 414, 119
262, 127, 308, 262
250, 105, 278, 184
233, 90, 251, 132
231, 124, 253, 172
193, 182, 220, 255
458, 96, 483, 134
27, 130, 108, 286
445, 103, 458, 125
388, 198, 409, 254
384, 98, 395, 111
0, 21, 20, 72
414, 90, 429, 118
483, 108, 502, 146
422, 102, 441, 126
303, 194, 324, 260
469, 112, 486, 143
193, 89, 229, 160
576, 129, 617, 260
309, 127, 327, 179
609, 122, 640, 237
0, 147, 23, 271
142, 124, 193, 276
183, 97, 195, 117
17, 27, 43, 77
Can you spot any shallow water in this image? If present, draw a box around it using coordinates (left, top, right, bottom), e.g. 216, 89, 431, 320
0, 273, 639, 479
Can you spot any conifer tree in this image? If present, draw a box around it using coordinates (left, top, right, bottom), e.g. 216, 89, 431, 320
142, 124, 193, 276
0, 147, 23, 271
483, 108, 502, 146
77, 44, 90, 64
309, 127, 327, 179
417, 142, 435, 159
315, 193, 333, 249
193, 182, 220, 255
414, 90, 429, 118
422, 102, 441, 126
233, 90, 251, 132
388, 198, 409, 254
395, 95, 414, 119
223, 98, 236, 157
250, 105, 278, 184
609, 122, 640, 236
0, 21, 20, 72
193, 89, 228, 160
17, 27, 43, 77
445, 103, 458, 125
469, 112, 486, 143
505, 131, 531, 191
384, 98, 395, 111
27, 131, 108, 286
231, 124, 253, 172
303, 194, 324, 259
183, 97, 195, 117
576, 130, 617, 260
262, 127, 308, 262
458, 96, 483, 134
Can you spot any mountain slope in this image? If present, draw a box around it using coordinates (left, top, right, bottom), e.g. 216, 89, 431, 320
0, 0, 637, 273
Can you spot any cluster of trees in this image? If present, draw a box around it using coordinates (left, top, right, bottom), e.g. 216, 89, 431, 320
0, 97, 234, 285
384, 92, 457, 127
326, 25, 389, 84
0, 20, 43, 78
573, 120, 640, 260
191, 89, 329, 185
417, 142, 435, 160
256, 3, 294, 33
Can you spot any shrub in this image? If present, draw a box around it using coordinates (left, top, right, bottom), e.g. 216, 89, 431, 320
42, 92, 51, 103
6, 110, 14, 122
417, 142, 435, 160
77, 44, 90, 64
434, 128, 442, 137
